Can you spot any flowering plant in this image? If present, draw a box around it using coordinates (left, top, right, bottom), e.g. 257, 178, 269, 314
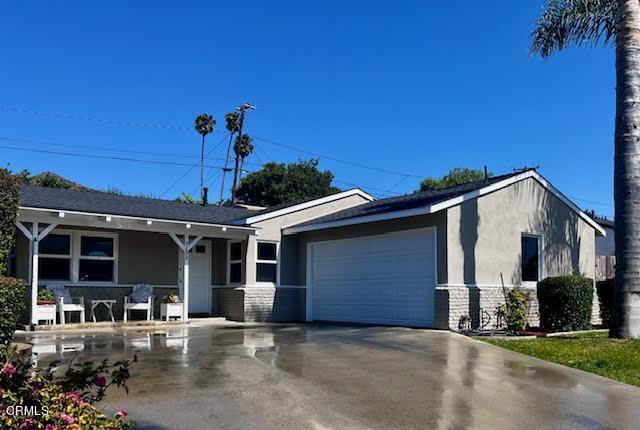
0, 349, 137, 429
161, 293, 180, 304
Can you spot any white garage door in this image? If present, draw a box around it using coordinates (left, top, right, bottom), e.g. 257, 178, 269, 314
308, 228, 436, 327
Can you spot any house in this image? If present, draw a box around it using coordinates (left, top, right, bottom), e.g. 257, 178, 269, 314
594, 217, 615, 280
10, 168, 605, 330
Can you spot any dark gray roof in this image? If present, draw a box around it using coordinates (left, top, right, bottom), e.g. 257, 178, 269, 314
291, 171, 530, 228
595, 217, 614, 228
20, 185, 252, 225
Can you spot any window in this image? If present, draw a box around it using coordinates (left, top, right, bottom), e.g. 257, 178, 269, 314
521, 235, 540, 282
228, 241, 242, 284
256, 242, 278, 283
79, 235, 115, 282
39, 234, 71, 281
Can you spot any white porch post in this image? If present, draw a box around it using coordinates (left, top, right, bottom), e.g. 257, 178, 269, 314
30, 223, 39, 325
183, 234, 190, 321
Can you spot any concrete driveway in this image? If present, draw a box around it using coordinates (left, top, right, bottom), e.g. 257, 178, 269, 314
22, 322, 640, 429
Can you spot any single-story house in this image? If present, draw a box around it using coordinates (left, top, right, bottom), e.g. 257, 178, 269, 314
594, 217, 615, 280
9, 168, 606, 330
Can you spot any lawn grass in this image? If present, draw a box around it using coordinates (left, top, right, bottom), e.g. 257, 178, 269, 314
483, 331, 640, 388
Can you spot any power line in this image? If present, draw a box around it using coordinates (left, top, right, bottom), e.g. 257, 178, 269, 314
253, 135, 422, 178
568, 196, 614, 207
0, 106, 191, 131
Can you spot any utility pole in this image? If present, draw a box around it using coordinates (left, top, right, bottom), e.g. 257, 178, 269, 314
231, 103, 255, 205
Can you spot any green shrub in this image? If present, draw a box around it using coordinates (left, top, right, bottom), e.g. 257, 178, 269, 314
596, 278, 614, 327
537, 275, 594, 332
0, 169, 20, 276
0, 349, 136, 429
504, 288, 531, 333
0, 277, 26, 355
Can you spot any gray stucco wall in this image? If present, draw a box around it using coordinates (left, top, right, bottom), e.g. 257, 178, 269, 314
118, 231, 178, 284
446, 177, 596, 286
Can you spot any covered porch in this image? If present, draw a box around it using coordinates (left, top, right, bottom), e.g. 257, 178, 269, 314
13, 205, 258, 326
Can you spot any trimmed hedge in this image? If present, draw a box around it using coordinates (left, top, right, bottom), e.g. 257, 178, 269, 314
596, 278, 614, 327
0, 169, 20, 276
0, 277, 26, 355
537, 275, 593, 332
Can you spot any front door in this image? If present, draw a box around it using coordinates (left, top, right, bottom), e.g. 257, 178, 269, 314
179, 240, 212, 314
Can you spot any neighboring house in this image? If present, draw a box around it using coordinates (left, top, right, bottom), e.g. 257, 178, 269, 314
595, 217, 615, 280
11, 168, 605, 331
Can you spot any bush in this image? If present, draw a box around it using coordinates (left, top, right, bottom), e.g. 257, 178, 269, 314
0, 277, 26, 356
537, 275, 594, 332
504, 288, 531, 334
596, 278, 614, 327
0, 169, 20, 276
0, 349, 136, 429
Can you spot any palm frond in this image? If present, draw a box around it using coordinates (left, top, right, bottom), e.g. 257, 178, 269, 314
531, 0, 617, 57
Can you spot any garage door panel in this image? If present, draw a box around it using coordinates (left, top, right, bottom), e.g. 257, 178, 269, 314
310, 229, 436, 327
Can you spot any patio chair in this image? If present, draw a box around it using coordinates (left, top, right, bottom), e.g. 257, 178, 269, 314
46, 284, 85, 325
124, 284, 154, 322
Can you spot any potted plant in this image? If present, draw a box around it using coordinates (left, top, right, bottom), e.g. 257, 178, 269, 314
37, 288, 55, 305
160, 293, 183, 321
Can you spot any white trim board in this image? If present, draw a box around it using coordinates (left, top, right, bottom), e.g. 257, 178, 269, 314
284, 171, 607, 236
236, 189, 375, 225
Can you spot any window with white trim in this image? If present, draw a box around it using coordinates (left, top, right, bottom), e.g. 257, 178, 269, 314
256, 241, 278, 284
79, 235, 116, 282
521, 234, 542, 283
228, 241, 242, 284
39, 233, 71, 281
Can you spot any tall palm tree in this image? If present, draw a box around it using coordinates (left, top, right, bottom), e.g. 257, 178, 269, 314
220, 112, 241, 203
231, 134, 254, 203
194, 113, 216, 202
531, 0, 640, 338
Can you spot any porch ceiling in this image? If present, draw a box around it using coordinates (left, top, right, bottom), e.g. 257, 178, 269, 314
18, 207, 258, 239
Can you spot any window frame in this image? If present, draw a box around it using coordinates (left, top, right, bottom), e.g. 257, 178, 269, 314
255, 240, 279, 286
36, 229, 119, 285
521, 233, 543, 287
38, 232, 72, 282
227, 240, 243, 285
76, 233, 118, 284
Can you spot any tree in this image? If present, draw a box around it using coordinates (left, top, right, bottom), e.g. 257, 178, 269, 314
531, 0, 640, 339
231, 134, 254, 201
194, 113, 216, 202
0, 169, 20, 275
235, 159, 341, 207
419, 167, 491, 192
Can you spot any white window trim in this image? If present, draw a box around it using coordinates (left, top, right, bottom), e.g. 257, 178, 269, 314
521, 233, 543, 288
38, 229, 119, 285
255, 240, 280, 286
38, 231, 72, 282
227, 240, 243, 285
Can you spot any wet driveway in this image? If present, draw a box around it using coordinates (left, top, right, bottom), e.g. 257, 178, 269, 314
21, 322, 640, 429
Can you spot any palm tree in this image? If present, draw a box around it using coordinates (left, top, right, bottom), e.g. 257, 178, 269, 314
231, 134, 254, 203
194, 113, 216, 202
531, 0, 640, 338
220, 112, 241, 203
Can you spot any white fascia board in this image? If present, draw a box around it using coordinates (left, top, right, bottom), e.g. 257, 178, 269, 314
239, 189, 375, 225
18, 206, 258, 233
283, 170, 607, 236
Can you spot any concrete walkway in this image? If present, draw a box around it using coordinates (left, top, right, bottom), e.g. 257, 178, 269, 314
19, 323, 640, 429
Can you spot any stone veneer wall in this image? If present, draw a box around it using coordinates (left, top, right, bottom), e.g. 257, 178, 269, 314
435, 285, 602, 331
214, 287, 305, 323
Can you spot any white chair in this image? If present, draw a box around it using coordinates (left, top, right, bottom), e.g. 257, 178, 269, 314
47, 284, 85, 325
124, 284, 154, 322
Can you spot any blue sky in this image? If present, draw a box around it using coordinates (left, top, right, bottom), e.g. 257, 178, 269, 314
0, 1, 614, 216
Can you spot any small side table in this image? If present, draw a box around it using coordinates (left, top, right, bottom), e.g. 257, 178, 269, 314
91, 299, 116, 322
161, 302, 183, 321
36, 304, 56, 325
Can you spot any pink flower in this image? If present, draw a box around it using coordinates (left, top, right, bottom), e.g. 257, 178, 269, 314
94, 376, 107, 387
60, 412, 75, 425
19, 418, 35, 429
45, 425, 59, 430
115, 409, 127, 418
1, 364, 16, 376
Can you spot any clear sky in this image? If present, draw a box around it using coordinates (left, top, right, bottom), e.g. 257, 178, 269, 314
0, 1, 614, 216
